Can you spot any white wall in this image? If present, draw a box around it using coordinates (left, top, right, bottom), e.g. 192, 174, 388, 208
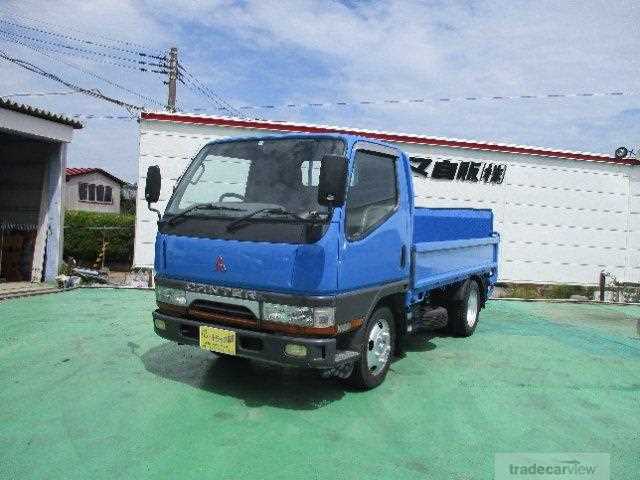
628, 166, 640, 283
403, 145, 632, 285
135, 118, 636, 285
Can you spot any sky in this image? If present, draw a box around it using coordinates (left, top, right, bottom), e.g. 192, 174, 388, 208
1, 0, 639, 182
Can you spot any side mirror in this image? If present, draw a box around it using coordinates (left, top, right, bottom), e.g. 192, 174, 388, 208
318, 155, 348, 207
145, 165, 161, 203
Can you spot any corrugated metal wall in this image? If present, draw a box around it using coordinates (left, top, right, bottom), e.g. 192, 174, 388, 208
405, 147, 634, 284
134, 119, 637, 285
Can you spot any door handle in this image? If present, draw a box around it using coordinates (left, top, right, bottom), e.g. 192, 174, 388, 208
400, 245, 407, 268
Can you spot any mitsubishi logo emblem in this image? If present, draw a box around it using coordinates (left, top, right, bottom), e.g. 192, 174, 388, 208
215, 256, 227, 272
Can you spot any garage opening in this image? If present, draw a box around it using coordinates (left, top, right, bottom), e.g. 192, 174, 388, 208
0, 131, 58, 282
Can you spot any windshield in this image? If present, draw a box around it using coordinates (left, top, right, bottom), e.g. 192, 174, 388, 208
166, 137, 345, 219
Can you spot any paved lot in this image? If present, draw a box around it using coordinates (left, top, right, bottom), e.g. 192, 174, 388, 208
1, 289, 639, 479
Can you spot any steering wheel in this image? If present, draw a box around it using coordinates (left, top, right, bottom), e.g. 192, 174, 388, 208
218, 192, 245, 202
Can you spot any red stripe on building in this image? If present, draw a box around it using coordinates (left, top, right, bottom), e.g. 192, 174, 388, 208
141, 112, 639, 166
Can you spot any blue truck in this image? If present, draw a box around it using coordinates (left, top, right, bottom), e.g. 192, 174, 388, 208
145, 134, 499, 389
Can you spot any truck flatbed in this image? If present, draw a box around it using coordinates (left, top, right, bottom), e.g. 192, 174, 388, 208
411, 208, 499, 302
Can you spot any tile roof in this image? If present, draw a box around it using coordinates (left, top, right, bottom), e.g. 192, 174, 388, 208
65, 167, 125, 185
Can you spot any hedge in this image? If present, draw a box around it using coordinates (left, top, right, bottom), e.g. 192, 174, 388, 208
64, 210, 135, 265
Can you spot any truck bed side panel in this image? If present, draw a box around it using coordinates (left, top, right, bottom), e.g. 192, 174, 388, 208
413, 208, 493, 243
411, 208, 499, 299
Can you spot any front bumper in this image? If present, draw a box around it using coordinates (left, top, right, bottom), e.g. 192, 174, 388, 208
152, 310, 359, 369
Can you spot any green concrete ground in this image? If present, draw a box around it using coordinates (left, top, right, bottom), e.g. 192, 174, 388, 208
1, 289, 639, 479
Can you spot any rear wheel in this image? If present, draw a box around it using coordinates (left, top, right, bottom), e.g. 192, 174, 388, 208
343, 306, 395, 390
446, 279, 481, 337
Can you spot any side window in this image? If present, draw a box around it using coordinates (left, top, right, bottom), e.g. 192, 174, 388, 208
104, 186, 113, 203
78, 183, 87, 201
346, 150, 398, 239
88, 184, 96, 202
96, 185, 105, 202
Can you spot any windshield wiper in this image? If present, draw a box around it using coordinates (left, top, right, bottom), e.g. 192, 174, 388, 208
163, 203, 244, 226
226, 207, 318, 232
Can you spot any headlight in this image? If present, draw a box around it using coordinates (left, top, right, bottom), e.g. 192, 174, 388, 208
156, 285, 187, 306
262, 303, 335, 328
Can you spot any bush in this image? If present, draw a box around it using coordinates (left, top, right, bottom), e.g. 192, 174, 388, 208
64, 210, 135, 266
544, 284, 595, 299
501, 283, 597, 300
507, 284, 543, 299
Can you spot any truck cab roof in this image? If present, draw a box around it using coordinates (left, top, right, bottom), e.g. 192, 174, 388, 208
203, 132, 403, 154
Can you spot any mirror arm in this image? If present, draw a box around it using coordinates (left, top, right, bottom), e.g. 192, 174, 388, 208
147, 201, 161, 221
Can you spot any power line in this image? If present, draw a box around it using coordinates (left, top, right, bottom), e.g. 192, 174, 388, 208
0, 17, 165, 59
1, 10, 238, 116
0, 28, 167, 68
178, 73, 238, 114
0, 8, 159, 52
0, 30, 164, 75
34, 49, 163, 109
43, 85, 640, 121
179, 76, 230, 112
69, 114, 134, 120
0, 34, 164, 108
177, 61, 243, 117
1, 90, 77, 98
186, 89, 640, 113
0, 49, 143, 112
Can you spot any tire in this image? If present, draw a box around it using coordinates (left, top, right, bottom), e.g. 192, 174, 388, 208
343, 306, 395, 390
446, 279, 481, 337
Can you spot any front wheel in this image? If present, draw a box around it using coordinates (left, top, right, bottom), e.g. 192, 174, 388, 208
343, 306, 395, 390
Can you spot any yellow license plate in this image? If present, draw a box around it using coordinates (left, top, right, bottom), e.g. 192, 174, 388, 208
199, 326, 236, 355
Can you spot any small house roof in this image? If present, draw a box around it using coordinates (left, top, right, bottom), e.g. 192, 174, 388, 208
65, 167, 126, 185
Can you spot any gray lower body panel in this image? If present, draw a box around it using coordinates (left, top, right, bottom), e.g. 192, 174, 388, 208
152, 310, 359, 369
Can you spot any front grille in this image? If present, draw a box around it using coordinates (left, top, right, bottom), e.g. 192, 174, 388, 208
188, 300, 258, 327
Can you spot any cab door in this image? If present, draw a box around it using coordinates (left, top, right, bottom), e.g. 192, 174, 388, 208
338, 143, 411, 292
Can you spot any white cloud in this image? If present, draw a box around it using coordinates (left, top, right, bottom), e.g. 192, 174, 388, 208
1, 0, 639, 180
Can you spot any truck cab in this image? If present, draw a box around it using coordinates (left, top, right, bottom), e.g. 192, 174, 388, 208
147, 133, 499, 389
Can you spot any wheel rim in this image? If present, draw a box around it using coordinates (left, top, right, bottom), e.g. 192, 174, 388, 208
366, 317, 391, 376
466, 283, 479, 328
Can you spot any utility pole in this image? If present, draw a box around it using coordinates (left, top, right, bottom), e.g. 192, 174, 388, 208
166, 47, 178, 112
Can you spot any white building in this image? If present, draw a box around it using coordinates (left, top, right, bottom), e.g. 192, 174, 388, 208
0, 99, 82, 282
65, 167, 125, 214
134, 111, 640, 286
